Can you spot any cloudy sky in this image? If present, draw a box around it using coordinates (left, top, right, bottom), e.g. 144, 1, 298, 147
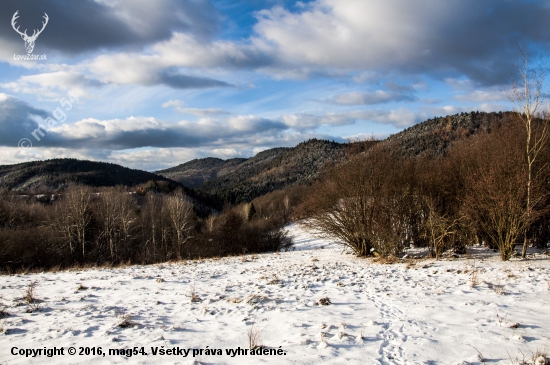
1, 0, 549, 171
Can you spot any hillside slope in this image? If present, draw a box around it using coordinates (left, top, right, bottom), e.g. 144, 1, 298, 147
383, 111, 516, 156
0, 224, 548, 364
0, 158, 176, 191
157, 157, 247, 188
193, 140, 345, 204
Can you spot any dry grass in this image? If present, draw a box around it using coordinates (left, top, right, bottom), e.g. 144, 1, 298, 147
359, 327, 367, 341
531, 348, 548, 365
245, 294, 267, 305
190, 282, 201, 303
75, 284, 88, 292
117, 314, 136, 328
24, 281, 41, 313
226, 296, 243, 304
337, 323, 348, 339
495, 310, 507, 326
24, 281, 37, 304
372, 255, 402, 264
0, 296, 8, 319
493, 282, 506, 295
267, 275, 281, 285
470, 268, 480, 288
508, 347, 549, 365
247, 322, 263, 349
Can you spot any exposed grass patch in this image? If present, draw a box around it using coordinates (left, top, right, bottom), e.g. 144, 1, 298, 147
247, 322, 263, 350
24, 281, 41, 313
190, 282, 201, 303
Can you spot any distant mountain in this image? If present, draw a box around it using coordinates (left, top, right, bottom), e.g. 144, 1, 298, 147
161, 139, 348, 205
157, 157, 247, 188
0, 158, 176, 191
382, 111, 516, 156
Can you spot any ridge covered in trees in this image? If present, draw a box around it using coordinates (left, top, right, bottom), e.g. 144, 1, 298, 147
0, 158, 176, 192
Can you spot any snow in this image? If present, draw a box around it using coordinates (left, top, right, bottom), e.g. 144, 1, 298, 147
1, 223, 549, 364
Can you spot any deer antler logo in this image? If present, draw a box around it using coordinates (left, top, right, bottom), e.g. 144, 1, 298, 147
11, 11, 49, 54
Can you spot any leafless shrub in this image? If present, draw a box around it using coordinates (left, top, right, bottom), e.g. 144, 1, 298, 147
462, 123, 531, 261
297, 152, 413, 258
247, 322, 263, 349
421, 197, 459, 259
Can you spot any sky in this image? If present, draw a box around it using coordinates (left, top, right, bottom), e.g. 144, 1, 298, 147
1, 0, 549, 171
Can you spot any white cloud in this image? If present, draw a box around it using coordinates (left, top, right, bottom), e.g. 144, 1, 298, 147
1, 71, 99, 100
283, 108, 421, 130
161, 100, 230, 116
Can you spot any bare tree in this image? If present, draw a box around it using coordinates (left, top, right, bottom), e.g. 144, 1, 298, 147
95, 187, 137, 261
509, 48, 549, 258
165, 189, 195, 259
51, 187, 93, 261
139, 193, 174, 262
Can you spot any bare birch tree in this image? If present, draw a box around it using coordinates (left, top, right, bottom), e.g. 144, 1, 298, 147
509, 48, 549, 258
95, 187, 137, 261
51, 186, 93, 261
165, 189, 195, 259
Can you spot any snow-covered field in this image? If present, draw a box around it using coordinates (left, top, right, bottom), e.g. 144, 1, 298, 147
1, 224, 549, 365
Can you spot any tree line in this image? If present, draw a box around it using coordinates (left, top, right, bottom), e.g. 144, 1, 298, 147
0, 187, 291, 272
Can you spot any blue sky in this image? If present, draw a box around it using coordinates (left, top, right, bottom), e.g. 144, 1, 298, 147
0, 0, 549, 171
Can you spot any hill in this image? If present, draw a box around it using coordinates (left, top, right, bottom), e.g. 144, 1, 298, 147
182, 140, 346, 204
156, 157, 247, 188
383, 111, 516, 156
0, 158, 176, 192
158, 111, 518, 205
